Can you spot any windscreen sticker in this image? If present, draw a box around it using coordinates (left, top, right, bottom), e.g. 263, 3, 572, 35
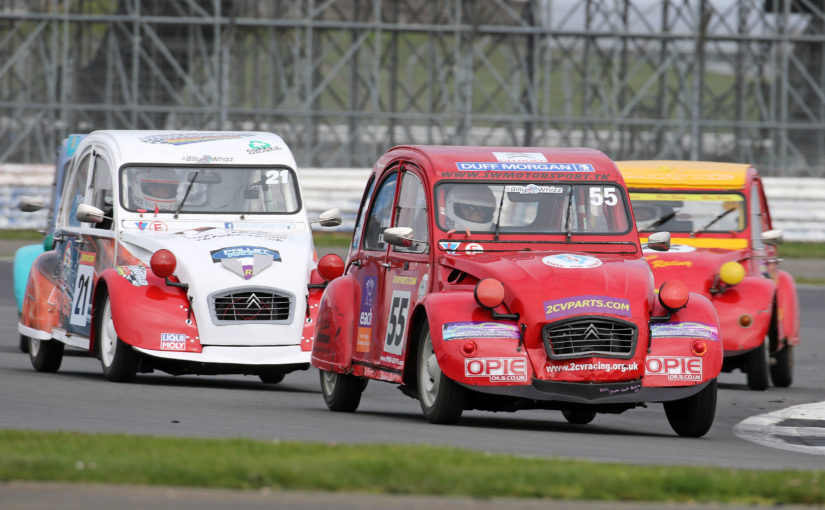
115, 265, 148, 287
544, 296, 631, 320
442, 322, 520, 341
139, 132, 254, 146
542, 254, 602, 269
504, 184, 564, 194
465, 357, 528, 382
651, 322, 719, 341
645, 356, 703, 381
182, 155, 234, 164
492, 152, 548, 163
455, 162, 594, 172
630, 192, 743, 201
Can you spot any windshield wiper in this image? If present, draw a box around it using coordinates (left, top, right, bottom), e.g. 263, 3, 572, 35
493, 187, 506, 241
645, 210, 677, 230
692, 207, 734, 235
563, 186, 574, 241
174, 171, 199, 218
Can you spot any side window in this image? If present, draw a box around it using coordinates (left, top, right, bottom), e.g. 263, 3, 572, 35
393, 171, 428, 253
363, 172, 398, 252
91, 156, 114, 229
750, 183, 764, 250
351, 175, 376, 251
59, 154, 92, 228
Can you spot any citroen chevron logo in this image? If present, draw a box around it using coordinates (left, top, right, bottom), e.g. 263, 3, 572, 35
246, 293, 262, 310
583, 324, 600, 340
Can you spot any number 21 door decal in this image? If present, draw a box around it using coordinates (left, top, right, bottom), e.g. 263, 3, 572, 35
70, 251, 96, 328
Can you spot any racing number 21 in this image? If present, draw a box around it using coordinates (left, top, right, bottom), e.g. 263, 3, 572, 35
70, 262, 95, 327
383, 290, 411, 356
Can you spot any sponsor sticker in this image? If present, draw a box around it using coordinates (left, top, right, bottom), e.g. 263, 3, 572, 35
139, 132, 254, 146
492, 152, 548, 163
182, 155, 234, 164
211, 245, 281, 280
465, 243, 483, 255
356, 327, 371, 353
210, 246, 281, 262
246, 140, 282, 154
417, 273, 428, 301
438, 241, 461, 254
465, 357, 529, 382
504, 184, 564, 194
442, 322, 521, 341
160, 332, 187, 351
650, 322, 719, 341
147, 221, 167, 232
543, 295, 631, 319
115, 265, 148, 287
391, 275, 417, 286
645, 356, 703, 381
649, 259, 692, 268
546, 361, 639, 374
455, 162, 595, 172
542, 253, 602, 268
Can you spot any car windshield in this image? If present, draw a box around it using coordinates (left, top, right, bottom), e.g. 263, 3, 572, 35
119, 166, 300, 214
629, 191, 746, 233
434, 182, 632, 234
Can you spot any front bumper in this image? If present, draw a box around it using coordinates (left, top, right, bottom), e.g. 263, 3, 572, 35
459, 378, 709, 404
133, 344, 311, 366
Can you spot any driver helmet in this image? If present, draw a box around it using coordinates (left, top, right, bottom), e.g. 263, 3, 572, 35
446, 185, 496, 231
132, 169, 180, 210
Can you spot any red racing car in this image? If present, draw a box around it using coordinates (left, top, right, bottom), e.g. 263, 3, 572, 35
618, 160, 801, 390
312, 146, 725, 437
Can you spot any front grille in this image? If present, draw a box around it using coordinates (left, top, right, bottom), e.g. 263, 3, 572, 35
543, 316, 637, 360
208, 287, 294, 324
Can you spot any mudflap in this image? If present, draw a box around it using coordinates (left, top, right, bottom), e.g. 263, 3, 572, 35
311, 275, 359, 372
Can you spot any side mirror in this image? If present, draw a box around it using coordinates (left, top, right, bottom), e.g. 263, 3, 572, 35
316, 208, 342, 228
19, 196, 47, 212
75, 203, 105, 224
383, 226, 415, 247
646, 231, 671, 252
761, 229, 783, 246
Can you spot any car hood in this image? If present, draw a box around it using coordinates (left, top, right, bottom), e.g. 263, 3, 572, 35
120, 228, 315, 345
439, 251, 655, 323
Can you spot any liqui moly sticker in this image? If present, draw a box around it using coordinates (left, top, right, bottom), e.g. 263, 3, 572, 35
160, 333, 187, 351
645, 356, 702, 381
464, 357, 529, 383
542, 254, 602, 268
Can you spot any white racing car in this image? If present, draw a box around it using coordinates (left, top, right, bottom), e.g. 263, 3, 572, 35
18, 130, 343, 383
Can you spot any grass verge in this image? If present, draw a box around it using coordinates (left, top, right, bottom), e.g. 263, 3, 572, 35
1, 430, 823, 504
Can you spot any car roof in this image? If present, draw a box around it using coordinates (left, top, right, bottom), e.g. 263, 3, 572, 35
76, 130, 298, 168
380, 145, 624, 182
615, 160, 753, 190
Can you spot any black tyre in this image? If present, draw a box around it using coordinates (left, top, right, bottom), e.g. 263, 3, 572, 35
319, 370, 363, 412
417, 323, 465, 424
745, 339, 769, 391
770, 344, 793, 388
28, 337, 64, 372
19, 334, 30, 353
664, 378, 717, 438
562, 408, 597, 425
97, 291, 139, 382
259, 371, 286, 384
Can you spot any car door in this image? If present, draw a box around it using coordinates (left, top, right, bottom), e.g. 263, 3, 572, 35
348, 166, 399, 366
376, 166, 431, 372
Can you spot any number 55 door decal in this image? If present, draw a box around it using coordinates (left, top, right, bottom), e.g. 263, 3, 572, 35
383, 289, 411, 356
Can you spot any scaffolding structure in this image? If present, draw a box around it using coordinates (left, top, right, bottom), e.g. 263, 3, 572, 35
1, 0, 824, 176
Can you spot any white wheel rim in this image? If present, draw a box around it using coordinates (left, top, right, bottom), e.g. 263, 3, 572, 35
99, 299, 117, 367
419, 333, 440, 408
321, 371, 337, 396
29, 338, 40, 356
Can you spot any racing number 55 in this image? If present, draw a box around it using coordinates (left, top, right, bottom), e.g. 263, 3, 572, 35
383, 290, 411, 356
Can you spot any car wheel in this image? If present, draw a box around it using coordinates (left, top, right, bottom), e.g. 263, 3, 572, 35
259, 371, 286, 384
28, 337, 64, 373
770, 343, 793, 388
319, 370, 363, 412
745, 339, 769, 391
97, 291, 139, 382
417, 323, 465, 424
562, 408, 597, 425
663, 378, 717, 438
19, 334, 30, 353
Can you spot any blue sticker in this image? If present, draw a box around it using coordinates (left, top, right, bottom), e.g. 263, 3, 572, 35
210, 246, 281, 263
455, 162, 594, 172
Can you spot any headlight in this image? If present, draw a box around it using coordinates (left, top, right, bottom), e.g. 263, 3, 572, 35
719, 261, 745, 286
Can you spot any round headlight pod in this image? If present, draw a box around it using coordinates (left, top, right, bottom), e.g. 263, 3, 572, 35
150, 249, 177, 278
658, 280, 689, 312
719, 261, 745, 286
474, 278, 505, 309
317, 253, 345, 281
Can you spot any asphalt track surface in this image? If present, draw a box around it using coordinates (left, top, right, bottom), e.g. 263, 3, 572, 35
1, 259, 824, 508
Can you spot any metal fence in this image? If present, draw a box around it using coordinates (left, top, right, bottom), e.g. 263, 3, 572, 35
3, 0, 825, 176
